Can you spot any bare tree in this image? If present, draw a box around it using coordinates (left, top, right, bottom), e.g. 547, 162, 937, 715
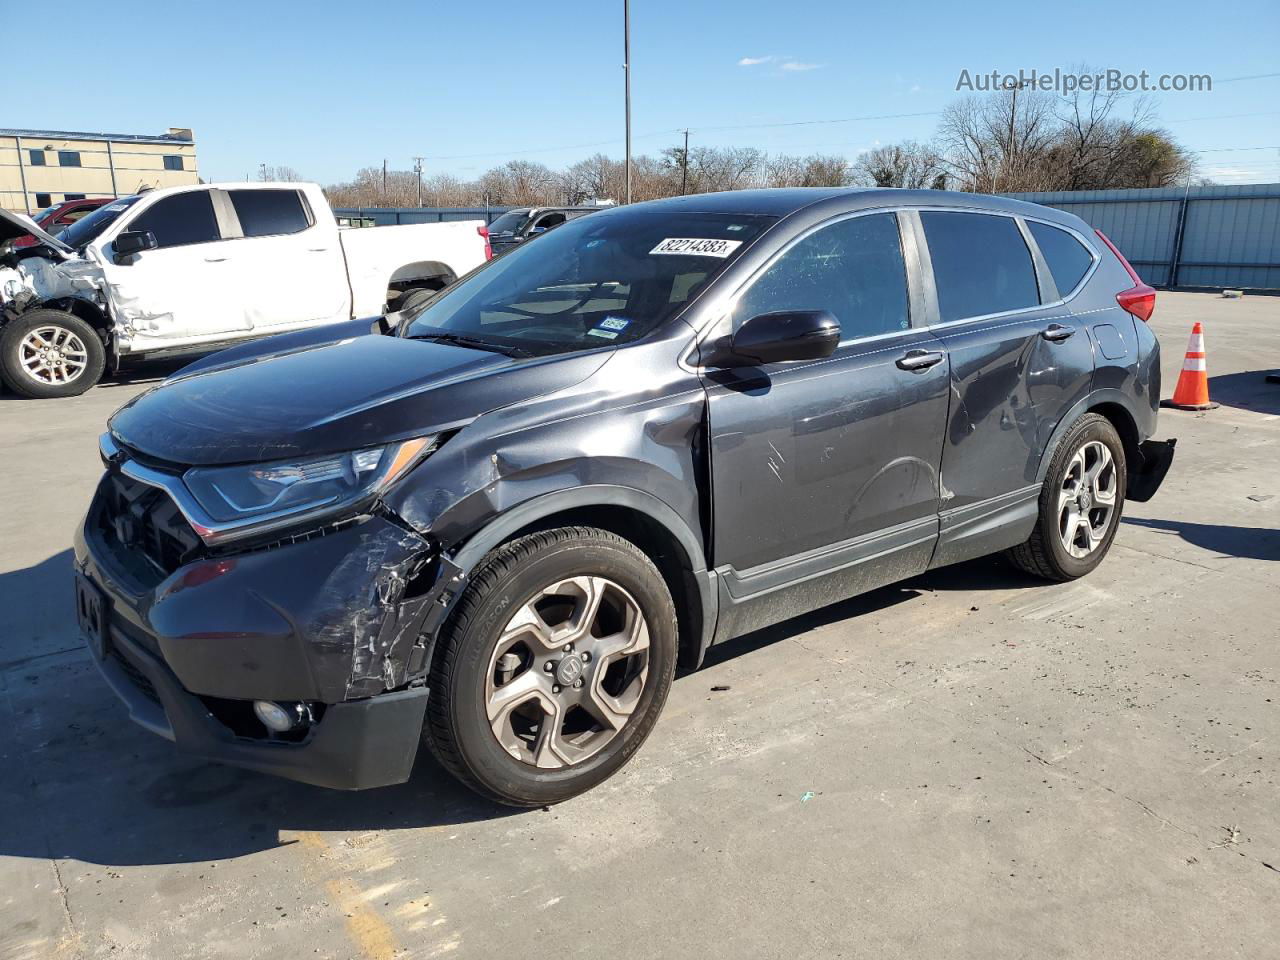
939, 87, 1060, 193
853, 142, 947, 188
258, 164, 304, 182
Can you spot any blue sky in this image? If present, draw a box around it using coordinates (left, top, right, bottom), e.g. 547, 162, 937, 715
10, 0, 1279, 185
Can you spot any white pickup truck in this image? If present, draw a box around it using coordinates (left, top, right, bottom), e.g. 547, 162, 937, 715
0, 182, 490, 398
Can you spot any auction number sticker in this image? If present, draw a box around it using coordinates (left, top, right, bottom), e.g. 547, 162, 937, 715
649, 237, 743, 258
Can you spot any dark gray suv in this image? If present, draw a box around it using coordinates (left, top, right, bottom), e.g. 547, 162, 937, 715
75, 188, 1174, 805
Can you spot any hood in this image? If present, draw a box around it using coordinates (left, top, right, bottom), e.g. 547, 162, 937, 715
108, 331, 610, 465
0, 208, 74, 256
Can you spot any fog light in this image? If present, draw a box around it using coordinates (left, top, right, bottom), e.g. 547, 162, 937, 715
253, 699, 297, 733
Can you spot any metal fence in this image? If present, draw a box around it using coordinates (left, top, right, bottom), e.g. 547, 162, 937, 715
1004, 183, 1280, 291
333, 206, 516, 226
339, 184, 1280, 291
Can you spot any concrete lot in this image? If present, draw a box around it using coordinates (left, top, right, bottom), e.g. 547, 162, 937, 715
1, 291, 1276, 959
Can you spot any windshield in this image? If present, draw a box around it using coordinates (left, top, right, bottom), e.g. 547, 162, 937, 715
58, 196, 142, 249
487, 210, 531, 236
403, 208, 774, 357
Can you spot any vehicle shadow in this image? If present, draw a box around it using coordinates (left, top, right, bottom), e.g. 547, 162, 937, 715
0, 553, 1043, 868
1123, 516, 1280, 562
1204, 370, 1280, 416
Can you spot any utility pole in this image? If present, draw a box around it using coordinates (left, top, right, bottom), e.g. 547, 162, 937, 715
382, 159, 387, 198
996, 78, 1028, 194
623, 0, 632, 204
258, 162, 267, 181
412, 156, 425, 208
680, 128, 690, 195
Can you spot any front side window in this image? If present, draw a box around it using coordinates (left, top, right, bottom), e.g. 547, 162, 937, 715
28, 149, 46, 166
58, 150, 81, 167
921, 212, 1040, 322
127, 191, 220, 248
163, 155, 184, 171
404, 209, 774, 357
227, 189, 310, 237
734, 212, 910, 340
1028, 220, 1094, 297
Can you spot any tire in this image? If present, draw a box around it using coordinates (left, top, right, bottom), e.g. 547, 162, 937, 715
1008, 413, 1127, 581
395, 286, 439, 315
0, 310, 106, 399
424, 526, 678, 806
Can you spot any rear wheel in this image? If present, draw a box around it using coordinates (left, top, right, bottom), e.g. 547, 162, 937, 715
424, 527, 677, 806
395, 285, 441, 315
1008, 413, 1126, 581
0, 310, 106, 399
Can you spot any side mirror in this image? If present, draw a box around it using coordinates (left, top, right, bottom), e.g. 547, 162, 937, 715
113, 230, 157, 263
703, 310, 841, 368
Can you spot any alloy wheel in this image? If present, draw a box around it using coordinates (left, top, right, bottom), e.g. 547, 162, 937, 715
484, 575, 650, 769
1058, 440, 1118, 559
18, 325, 89, 386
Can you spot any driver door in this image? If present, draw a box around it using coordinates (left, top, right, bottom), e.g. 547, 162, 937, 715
97, 190, 251, 344
702, 211, 950, 640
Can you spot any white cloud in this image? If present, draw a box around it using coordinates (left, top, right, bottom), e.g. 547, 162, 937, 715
738, 55, 775, 66
781, 61, 822, 72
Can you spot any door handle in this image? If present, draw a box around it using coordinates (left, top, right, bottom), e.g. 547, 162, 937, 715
203, 256, 227, 263
1041, 323, 1076, 342
896, 349, 945, 372
307, 247, 330, 252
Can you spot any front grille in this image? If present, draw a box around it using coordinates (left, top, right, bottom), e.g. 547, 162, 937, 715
109, 644, 161, 706
94, 470, 204, 584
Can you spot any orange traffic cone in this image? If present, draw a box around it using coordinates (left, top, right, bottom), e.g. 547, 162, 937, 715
1161, 322, 1217, 411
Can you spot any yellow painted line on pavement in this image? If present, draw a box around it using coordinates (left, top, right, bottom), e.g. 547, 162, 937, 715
296, 831, 402, 960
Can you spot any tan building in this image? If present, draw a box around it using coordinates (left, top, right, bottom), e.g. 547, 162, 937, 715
0, 127, 199, 214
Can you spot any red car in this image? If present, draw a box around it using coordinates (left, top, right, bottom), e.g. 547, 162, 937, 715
13, 197, 112, 247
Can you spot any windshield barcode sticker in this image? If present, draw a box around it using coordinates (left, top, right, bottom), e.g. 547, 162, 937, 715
649, 238, 743, 258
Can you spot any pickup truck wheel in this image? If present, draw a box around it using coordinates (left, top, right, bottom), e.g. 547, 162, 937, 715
396, 287, 438, 315
423, 526, 678, 806
0, 310, 106, 399
1007, 413, 1127, 581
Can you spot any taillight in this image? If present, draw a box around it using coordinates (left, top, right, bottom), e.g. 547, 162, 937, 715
1096, 229, 1156, 322
477, 225, 492, 260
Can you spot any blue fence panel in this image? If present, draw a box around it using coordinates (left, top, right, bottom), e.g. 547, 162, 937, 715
334, 206, 516, 226
1005, 183, 1280, 291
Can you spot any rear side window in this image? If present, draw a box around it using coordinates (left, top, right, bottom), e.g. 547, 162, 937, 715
1028, 221, 1094, 296
127, 192, 220, 248
228, 189, 311, 237
735, 212, 910, 339
922, 212, 1040, 322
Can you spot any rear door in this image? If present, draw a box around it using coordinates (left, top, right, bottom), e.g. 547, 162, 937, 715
224, 187, 350, 329
98, 190, 249, 342
919, 209, 1094, 567
703, 210, 950, 639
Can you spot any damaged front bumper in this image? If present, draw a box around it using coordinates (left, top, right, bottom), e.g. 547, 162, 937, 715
73, 478, 457, 790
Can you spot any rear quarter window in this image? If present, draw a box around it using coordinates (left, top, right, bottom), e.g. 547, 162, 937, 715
922, 211, 1040, 322
1027, 220, 1095, 297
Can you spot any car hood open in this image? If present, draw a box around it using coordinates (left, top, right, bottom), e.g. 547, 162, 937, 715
0, 207, 75, 256
108, 331, 610, 466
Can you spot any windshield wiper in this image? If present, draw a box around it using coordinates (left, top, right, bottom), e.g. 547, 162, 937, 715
406, 332, 532, 358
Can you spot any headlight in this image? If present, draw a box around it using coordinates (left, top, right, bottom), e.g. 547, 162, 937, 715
183, 436, 437, 527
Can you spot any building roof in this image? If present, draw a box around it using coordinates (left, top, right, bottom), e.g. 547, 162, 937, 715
0, 127, 194, 145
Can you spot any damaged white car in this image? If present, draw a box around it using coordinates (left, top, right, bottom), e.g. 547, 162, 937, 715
0, 182, 490, 398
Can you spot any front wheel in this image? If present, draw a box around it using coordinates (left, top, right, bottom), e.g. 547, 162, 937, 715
1008, 413, 1127, 581
424, 527, 678, 806
0, 310, 106, 399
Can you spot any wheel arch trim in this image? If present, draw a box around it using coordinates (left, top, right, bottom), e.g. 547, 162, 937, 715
447, 484, 718, 669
